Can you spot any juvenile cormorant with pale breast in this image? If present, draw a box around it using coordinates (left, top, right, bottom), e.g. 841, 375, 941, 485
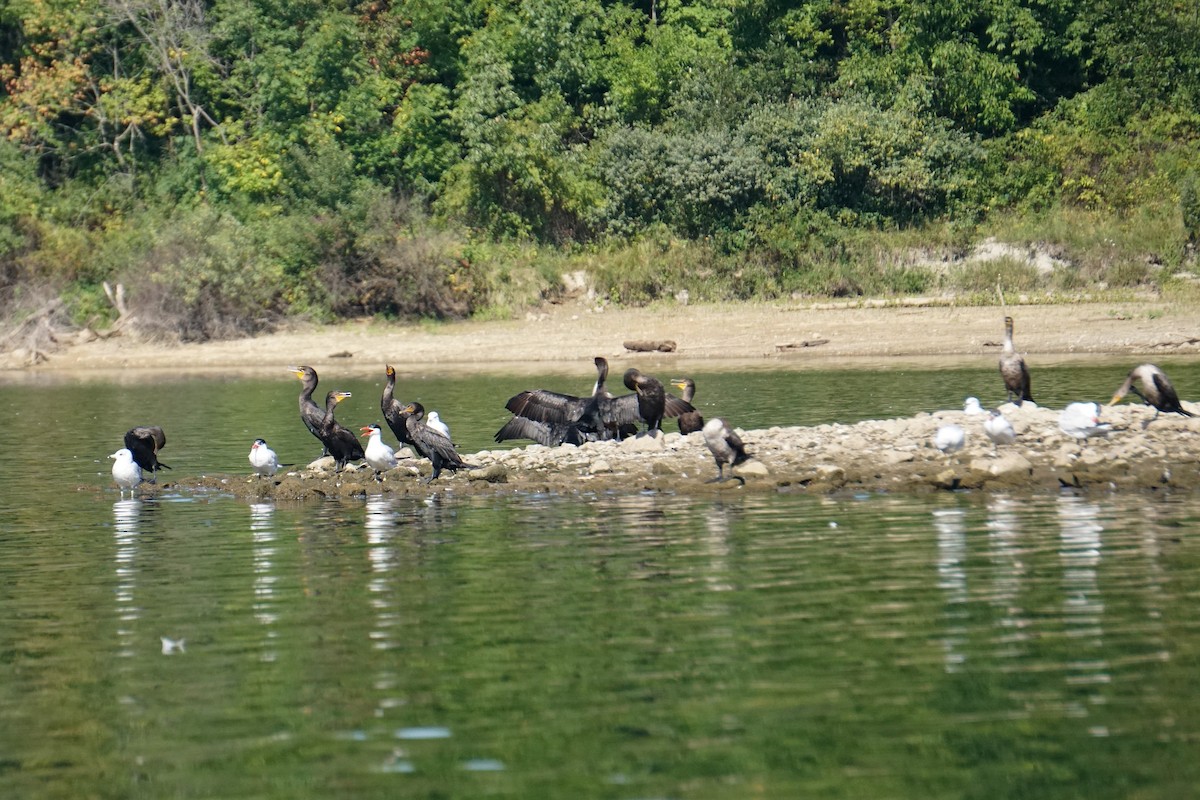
999, 316, 1033, 406
1110, 363, 1193, 421
702, 418, 751, 484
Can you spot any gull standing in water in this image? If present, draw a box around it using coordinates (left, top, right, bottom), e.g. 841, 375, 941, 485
360, 423, 400, 481
249, 438, 280, 477
999, 316, 1033, 406
109, 448, 143, 495
702, 418, 751, 484
983, 409, 1017, 450
1109, 363, 1193, 423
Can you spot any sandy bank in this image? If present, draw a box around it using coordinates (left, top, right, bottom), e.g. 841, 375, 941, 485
8, 299, 1200, 379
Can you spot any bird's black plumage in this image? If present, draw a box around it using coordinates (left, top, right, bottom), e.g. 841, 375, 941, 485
670, 378, 705, 435
495, 357, 640, 444
318, 390, 366, 470
124, 425, 170, 477
403, 402, 474, 482
291, 365, 329, 456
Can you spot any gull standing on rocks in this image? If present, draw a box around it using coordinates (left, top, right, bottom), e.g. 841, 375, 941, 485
963, 397, 984, 415
983, 409, 1017, 450
360, 424, 400, 481
935, 424, 966, 455
109, 448, 143, 495
1109, 363, 1193, 422
249, 438, 280, 477
999, 316, 1033, 406
1059, 402, 1112, 442
702, 418, 751, 484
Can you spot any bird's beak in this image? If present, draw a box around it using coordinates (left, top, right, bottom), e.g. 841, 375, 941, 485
1108, 393, 1122, 406
337, 391, 352, 403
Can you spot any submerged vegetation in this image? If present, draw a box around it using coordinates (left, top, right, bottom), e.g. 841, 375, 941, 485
1, 0, 1199, 342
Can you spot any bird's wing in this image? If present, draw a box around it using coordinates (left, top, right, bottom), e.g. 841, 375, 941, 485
505, 389, 587, 423
414, 425, 465, 465
663, 395, 696, 419
1153, 372, 1181, 408
494, 416, 558, 446
605, 393, 643, 426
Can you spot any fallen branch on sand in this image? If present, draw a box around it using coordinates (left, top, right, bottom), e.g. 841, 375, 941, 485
624, 339, 677, 353
775, 339, 830, 352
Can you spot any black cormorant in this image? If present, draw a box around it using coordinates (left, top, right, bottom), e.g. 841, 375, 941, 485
495, 357, 638, 445
124, 425, 170, 480
402, 402, 474, 482
291, 366, 328, 456
670, 378, 705, 434
319, 390, 365, 471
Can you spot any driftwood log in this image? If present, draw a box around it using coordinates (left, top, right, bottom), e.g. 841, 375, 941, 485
623, 339, 677, 353
775, 339, 830, 352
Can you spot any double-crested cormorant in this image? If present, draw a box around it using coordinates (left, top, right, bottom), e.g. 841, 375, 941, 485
999, 316, 1033, 406
109, 448, 143, 494
495, 357, 635, 446
983, 409, 1016, 450
1059, 402, 1111, 441
381, 364, 413, 448
360, 423, 399, 480
319, 390, 366, 470
935, 424, 966, 454
670, 378, 705, 434
623, 368, 664, 432
249, 438, 279, 477
291, 366, 328, 456
702, 418, 750, 484
403, 401, 474, 482
1110, 363, 1193, 421
124, 425, 169, 479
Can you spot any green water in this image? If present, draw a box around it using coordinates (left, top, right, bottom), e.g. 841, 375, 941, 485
2, 363, 1200, 798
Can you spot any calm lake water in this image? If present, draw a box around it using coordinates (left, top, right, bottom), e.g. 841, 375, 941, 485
2, 360, 1199, 798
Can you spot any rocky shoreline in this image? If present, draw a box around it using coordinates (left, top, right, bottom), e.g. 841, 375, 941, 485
151, 401, 1200, 501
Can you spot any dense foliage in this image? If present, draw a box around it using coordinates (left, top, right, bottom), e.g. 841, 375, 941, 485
2, 0, 1199, 338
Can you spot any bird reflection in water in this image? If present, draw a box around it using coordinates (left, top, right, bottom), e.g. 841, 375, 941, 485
250, 502, 279, 662
113, 498, 142, 660
933, 506, 968, 672
1056, 493, 1110, 732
